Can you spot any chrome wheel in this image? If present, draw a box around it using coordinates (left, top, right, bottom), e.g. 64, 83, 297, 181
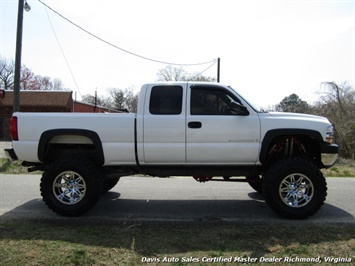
53, 171, 86, 205
279, 173, 314, 208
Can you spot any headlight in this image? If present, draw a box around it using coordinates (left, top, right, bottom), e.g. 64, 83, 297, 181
326, 125, 334, 143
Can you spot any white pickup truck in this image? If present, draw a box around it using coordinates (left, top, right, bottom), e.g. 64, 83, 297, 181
6, 82, 338, 219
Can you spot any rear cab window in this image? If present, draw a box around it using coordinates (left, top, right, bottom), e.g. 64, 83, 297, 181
149, 86, 183, 115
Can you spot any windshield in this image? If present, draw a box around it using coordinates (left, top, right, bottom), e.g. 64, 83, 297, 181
228, 86, 263, 112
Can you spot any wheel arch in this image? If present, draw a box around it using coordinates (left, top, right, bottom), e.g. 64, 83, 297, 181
38, 129, 105, 165
259, 129, 323, 164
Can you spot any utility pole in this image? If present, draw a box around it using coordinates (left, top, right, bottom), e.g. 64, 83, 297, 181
94, 89, 97, 112
217, 58, 220, 83
13, 0, 31, 113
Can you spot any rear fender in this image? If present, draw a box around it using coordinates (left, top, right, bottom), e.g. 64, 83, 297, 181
38, 129, 104, 165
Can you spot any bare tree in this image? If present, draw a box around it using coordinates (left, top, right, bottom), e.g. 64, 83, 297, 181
107, 87, 136, 111
156, 65, 216, 82
314, 81, 355, 158
0, 56, 66, 91
185, 74, 216, 82
81, 93, 108, 107
19, 66, 35, 90
0, 57, 14, 90
126, 93, 138, 113
52, 79, 65, 91
156, 65, 188, 81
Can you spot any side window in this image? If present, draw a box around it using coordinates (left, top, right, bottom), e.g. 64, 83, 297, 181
149, 86, 183, 115
191, 88, 238, 115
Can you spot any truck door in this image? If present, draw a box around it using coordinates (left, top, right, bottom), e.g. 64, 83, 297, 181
186, 85, 260, 164
142, 84, 187, 163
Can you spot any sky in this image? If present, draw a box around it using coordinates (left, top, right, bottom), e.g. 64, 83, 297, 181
1, 0, 354, 108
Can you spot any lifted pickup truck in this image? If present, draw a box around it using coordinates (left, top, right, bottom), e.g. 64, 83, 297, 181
6, 82, 338, 219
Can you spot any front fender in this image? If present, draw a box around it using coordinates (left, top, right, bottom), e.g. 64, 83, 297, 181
259, 129, 323, 164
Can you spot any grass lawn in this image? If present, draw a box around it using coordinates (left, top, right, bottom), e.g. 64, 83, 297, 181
0, 221, 354, 265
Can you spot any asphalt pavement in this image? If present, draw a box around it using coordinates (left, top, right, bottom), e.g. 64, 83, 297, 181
0, 174, 354, 225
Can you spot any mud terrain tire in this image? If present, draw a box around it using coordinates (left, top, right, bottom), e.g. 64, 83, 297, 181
263, 158, 327, 219
40, 156, 103, 216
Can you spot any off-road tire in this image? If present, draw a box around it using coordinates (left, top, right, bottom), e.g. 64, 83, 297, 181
263, 158, 327, 219
40, 156, 103, 216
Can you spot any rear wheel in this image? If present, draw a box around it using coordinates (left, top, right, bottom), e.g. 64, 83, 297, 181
263, 158, 327, 219
40, 156, 103, 216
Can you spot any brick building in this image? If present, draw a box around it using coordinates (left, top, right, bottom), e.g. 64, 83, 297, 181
0, 90, 119, 140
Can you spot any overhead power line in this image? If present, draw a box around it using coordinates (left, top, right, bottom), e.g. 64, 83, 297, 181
38, 0, 216, 66
44, 6, 82, 98
191, 60, 217, 80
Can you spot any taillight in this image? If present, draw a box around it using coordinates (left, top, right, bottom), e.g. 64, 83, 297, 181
10, 116, 18, 141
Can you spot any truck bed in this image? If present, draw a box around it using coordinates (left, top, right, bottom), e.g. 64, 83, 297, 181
13, 112, 137, 165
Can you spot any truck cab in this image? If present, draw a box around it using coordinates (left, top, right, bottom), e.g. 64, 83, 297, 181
137, 83, 260, 165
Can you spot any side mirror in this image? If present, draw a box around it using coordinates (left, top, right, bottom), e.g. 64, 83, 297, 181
229, 102, 249, 115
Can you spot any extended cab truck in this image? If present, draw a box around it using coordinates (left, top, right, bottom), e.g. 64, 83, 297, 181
6, 82, 338, 219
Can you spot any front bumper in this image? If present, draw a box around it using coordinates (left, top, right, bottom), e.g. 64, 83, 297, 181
320, 143, 338, 154
4, 148, 18, 160
320, 143, 338, 168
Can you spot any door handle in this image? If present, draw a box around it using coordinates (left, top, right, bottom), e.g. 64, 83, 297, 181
188, 121, 202, 128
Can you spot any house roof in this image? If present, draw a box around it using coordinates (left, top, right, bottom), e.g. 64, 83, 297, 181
0, 90, 73, 107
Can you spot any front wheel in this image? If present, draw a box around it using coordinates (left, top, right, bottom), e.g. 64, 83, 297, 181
263, 158, 327, 219
40, 156, 103, 216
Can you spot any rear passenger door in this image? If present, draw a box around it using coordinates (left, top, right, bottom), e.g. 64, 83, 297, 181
142, 84, 187, 164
